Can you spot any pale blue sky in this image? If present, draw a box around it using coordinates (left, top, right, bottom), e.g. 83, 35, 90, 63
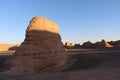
0, 0, 120, 44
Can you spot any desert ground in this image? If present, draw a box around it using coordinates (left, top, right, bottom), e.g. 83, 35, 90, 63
0, 49, 120, 80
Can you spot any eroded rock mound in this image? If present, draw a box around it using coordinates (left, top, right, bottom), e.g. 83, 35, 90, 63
94, 39, 113, 49
8, 16, 66, 74
102, 39, 113, 48
82, 41, 93, 48
109, 40, 120, 47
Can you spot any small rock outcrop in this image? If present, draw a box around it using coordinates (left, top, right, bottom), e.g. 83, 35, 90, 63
82, 41, 93, 48
7, 16, 66, 74
109, 40, 120, 47
94, 39, 113, 48
0, 44, 20, 51
65, 42, 73, 47
102, 39, 113, 48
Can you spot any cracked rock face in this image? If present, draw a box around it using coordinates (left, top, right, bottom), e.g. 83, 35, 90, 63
8, 16, 66, 74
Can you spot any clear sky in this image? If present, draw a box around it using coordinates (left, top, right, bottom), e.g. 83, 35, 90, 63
0, 0, 120, 44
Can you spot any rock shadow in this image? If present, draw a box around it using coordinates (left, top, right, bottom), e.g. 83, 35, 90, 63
63, 53, 106, 71
0, 55, 12, 72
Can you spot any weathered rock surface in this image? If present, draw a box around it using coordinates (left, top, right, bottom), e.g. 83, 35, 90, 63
7, 16, 66, 74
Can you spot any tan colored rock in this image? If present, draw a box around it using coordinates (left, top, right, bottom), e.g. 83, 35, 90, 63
102, 39, 113, 48
8, 16, 66, 74
65, 42, 73, 47
0, 44, 20, 51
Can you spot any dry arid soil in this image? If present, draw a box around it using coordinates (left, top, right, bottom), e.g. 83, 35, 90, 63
0, 49, 120, 80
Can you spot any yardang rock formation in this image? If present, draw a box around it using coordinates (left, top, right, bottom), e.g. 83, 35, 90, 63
101, 39, 113, 48
94, 39, 113, 48
7, 16, 66, 74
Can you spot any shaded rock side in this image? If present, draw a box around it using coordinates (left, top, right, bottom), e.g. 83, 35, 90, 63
8, 16, 66, 74
82, 41, 93, 48
109, 40, 120, 47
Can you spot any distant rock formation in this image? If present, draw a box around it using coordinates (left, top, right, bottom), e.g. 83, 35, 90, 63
7, 16, 66, 74
74, 43, 81, 48
108, 40, 120, 47
94, 39, 113, 49
82, 41, 93, 48
0, 44, 20, 51
64, 42, 74, 47
102, 39, 113, 47
8, 45, 20, 51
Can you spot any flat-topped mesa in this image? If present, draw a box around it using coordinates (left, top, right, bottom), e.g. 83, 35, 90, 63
7, 16, 66, 74
27, 16, 59, 33
24, 16, 61, 44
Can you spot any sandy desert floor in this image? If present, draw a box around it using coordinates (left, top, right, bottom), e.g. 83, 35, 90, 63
0, 49, 120, 80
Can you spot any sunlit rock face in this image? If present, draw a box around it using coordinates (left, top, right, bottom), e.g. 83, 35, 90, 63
101, 39, 113, 48
8, 16, 66, 74
0, 44, 20, 51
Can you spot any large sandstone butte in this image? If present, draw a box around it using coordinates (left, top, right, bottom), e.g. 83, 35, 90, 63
7, 16, 66, 74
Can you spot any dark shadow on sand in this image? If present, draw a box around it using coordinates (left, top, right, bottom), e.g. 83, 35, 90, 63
63, 53, 106, 71
1, 50, 120, 72
0, 55, 12, 72
62, 50, 120, 71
